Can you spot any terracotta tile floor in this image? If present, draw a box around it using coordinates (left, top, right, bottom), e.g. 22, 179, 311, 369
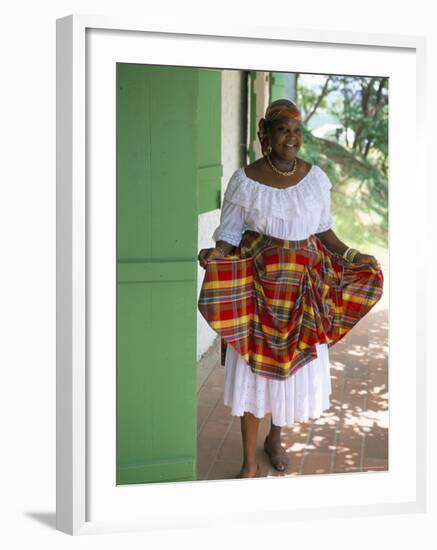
197, 303, 389, 481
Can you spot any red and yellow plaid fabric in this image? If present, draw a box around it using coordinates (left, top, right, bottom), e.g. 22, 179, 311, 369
198, 231, 384, 380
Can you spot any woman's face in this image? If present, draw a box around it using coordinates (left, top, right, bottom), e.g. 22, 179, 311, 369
268, 117, 302, 162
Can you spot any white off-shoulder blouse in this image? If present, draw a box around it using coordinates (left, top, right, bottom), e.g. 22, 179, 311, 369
212, 164, 335, 427
213, 164, 335, 246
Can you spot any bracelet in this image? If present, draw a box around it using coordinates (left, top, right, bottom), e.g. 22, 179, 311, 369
343, 247, 360, 262
349, 249, 359, 262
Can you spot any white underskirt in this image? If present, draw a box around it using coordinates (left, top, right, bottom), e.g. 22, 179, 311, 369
223, 343, 332, 427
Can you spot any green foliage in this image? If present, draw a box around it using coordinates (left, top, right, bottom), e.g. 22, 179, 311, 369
299, 85, 331, 118
297, 76, 388, 249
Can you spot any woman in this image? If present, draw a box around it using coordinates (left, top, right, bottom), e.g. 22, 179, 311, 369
197, 99, 383, 479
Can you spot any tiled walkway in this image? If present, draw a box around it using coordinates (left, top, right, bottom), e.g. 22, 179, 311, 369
197, 304, 388, 480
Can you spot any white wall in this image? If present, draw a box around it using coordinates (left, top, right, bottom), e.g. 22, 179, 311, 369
196, 69, 246, 359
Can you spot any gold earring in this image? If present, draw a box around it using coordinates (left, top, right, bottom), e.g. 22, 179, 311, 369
266, 145, 272, 155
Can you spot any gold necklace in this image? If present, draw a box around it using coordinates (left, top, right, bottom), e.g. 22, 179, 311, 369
265, 154, 298, 176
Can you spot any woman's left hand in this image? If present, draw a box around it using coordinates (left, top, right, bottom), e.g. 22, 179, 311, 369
354, 253, 381, 270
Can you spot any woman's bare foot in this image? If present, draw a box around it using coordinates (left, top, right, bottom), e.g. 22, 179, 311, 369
236, 463, 260, 478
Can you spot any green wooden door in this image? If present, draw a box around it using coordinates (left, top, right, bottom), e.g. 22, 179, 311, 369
116, 63, 199, 485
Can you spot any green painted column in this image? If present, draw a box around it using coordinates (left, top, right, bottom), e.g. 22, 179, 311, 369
270, 72, 296, 102
197, 69, 223, 213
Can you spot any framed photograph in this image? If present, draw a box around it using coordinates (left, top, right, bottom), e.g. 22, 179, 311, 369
56, 14, 427, 535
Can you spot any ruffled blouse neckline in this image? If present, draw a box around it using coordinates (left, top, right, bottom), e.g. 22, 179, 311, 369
239, 165, 316, 192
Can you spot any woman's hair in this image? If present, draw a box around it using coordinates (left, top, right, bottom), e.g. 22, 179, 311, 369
257, 99, 302, 155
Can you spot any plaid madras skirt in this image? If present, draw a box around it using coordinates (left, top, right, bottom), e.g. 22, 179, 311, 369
198, 230, 384, 381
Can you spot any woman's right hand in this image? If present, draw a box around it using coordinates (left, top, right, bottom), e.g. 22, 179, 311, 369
198, 247, 225, 269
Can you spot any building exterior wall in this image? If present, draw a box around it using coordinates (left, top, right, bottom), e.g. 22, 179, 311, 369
196, 69, 246, 360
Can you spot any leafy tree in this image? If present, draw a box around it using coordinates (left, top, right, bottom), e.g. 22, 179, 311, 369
297, 75, 388, 249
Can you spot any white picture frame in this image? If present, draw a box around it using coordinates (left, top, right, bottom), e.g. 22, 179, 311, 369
56, 14, 427, 535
